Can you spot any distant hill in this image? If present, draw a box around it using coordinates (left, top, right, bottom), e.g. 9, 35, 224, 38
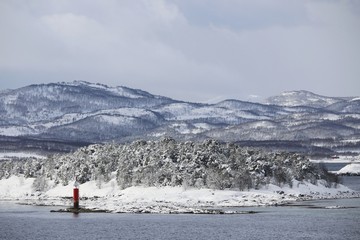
0, 82, 359, 156
265, 90, 351, 108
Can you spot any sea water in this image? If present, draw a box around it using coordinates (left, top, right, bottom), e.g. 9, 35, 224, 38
1, 196, 359, 240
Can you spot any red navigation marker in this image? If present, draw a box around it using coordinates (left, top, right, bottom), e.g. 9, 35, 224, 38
73, 181, 79, 209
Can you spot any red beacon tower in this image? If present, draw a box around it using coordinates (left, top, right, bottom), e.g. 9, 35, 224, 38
73, 180, 80, 209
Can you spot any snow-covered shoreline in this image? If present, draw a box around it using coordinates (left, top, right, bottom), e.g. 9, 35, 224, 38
336, 163, 360, 176
1, 176, 359, 214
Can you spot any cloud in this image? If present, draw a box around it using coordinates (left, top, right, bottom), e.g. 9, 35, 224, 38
0, 0, 359, 102
172, 0, 309, 30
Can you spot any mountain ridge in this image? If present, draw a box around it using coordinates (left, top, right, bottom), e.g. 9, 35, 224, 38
264, 90, 351, 108
0, 81, 359, 156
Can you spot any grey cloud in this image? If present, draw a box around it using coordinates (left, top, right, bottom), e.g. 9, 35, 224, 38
0, 0, 359, 102
172, 0, 309, 30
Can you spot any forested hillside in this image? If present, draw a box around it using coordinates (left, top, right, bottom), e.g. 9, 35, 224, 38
0, 139, 338, 192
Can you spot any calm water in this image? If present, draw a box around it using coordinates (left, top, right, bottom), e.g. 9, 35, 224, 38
1, 197, 360, 240
323, 162, 348, 171
342, 176, 360, 191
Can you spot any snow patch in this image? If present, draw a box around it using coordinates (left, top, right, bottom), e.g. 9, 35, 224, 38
0, 152, 46, 160
0, 126, 35, 136
310, 156, 360, 164
337, 163, 360, 175
0, 176, 35, 199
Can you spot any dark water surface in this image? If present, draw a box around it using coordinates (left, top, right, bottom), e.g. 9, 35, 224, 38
1, 197, 360, 240
323, 162, 348, 171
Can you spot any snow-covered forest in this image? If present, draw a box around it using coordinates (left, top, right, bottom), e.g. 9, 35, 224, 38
0, 138, 339, 192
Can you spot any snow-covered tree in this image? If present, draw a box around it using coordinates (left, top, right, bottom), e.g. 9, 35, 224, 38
0, 138, 339, 191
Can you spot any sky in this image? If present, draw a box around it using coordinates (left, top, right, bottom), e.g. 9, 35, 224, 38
0, 0, 359, 103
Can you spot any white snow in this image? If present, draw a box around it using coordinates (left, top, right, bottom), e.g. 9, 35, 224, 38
319, 113, 341, 121
341, 139, 360, 143
337, 163, 360, 175
170, 123, 192, 134
0, 176, 358, 213
310, 156, 360, 164
0, 126, 35, 136
248, 120, 278, 129
0, 152, 46, 160
169, 122, 212, 134
1, 108, 159, 136
67, 81, 144, 98
0, 176, 35, 198
267, 90, 340, 107
156, 103, 266, 122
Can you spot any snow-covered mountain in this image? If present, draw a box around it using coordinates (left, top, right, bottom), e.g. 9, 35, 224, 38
0, 82, 359, 155
265, 90, 350, 108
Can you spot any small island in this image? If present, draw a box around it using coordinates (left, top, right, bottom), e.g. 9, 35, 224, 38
1, 139, 359, 214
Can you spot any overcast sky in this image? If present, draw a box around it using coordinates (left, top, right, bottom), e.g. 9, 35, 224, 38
1, 0, 359, 102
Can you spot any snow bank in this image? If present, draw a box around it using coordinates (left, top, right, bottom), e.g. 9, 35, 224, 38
337, 163, 360, 176
1, 176, 358, 213
0, 176, 35, 198
309, 156, 360, 164
0, 152, 46, 160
